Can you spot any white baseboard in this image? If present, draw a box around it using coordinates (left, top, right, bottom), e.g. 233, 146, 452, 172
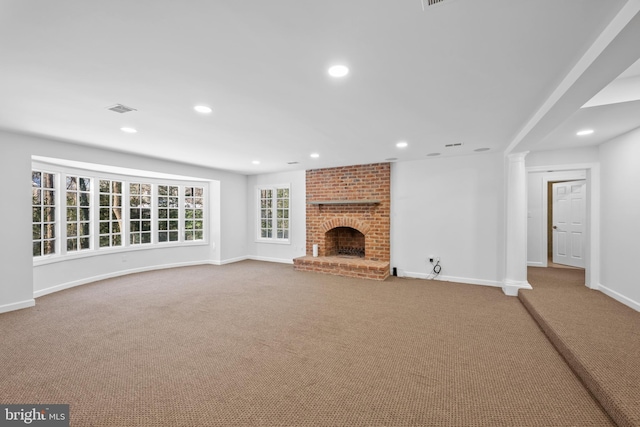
215, 255, 293, 265
0, 298, 35, 314
247, 255, 294, 265
34, 260, 216, 298
34, 257, 294, 299
502, 279, 533, 296
598, 283, 640, 312
399, 270, 502, 288
212, 256, 249, 266
527, 261, 545, 267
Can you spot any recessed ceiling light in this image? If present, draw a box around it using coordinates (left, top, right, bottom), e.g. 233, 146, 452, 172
252, 160, 260, 165
328, 65, 349, 78
474, 148, 490, 152
120, 127, 137, 133
576, 129, 594, 136
396, 141, 408, 148
426, 152, 441, 157
194, 105, 212, 114
310, 153, 320, 158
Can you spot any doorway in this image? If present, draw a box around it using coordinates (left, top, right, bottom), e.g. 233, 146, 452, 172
548, 180, 586, 269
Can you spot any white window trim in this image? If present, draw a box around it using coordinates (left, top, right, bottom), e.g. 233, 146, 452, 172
32, 160, 209, 266
255, 183, 291, 245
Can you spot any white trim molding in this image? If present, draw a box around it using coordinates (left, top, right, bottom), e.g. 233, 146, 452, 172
248, 255, 294, 265
399, 270, 502, 288
502, 279, 533, 297
598, 283, 640, 313
33, 260, 216, 298
0, 298, 36, 314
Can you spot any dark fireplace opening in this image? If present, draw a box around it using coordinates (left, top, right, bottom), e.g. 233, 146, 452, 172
325, 227, 365, 258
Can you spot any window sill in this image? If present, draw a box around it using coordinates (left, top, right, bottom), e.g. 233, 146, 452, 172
254, 238, 291, 245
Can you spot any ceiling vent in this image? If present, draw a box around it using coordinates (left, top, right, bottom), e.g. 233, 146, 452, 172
445, 143, 463, 148
107, 104, 137, 114
426, 0, 445, 4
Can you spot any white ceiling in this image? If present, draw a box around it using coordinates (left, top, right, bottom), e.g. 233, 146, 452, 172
1, 0, 640, 174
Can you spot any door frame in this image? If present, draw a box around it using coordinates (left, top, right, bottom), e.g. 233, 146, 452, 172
526, 163, 600, 289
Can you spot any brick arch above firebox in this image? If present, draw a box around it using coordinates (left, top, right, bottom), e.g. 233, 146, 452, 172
320, 217, 371, 235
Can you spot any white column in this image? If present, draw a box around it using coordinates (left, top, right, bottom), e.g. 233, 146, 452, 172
503, 152, 532, 296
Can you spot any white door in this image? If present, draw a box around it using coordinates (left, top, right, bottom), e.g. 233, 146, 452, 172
552, 180, 586, 268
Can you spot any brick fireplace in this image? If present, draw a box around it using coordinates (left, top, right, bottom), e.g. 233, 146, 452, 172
293, 163, 390, 280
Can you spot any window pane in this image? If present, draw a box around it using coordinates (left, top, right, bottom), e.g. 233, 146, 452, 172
66, 176, 77, 190
80, 178, 91, 191
80, 238, 90, 250
43, 240, 55, 255
43, 191, 55, 205
44, 224, 55, 239
44, 208, 55, 222
33, 225, 42, 240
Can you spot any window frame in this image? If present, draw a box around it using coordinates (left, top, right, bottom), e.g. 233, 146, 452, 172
32, 169, 59, 259
255, 184, 291, 244
32, 160, 209, 266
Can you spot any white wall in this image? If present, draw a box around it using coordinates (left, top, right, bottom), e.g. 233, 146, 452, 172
391, 153, 505, 287
246, 170, 306, 263
0, 137, 35, 313
0, 130, 247, 312
599, 127, 640, 310
526, 147, 599, 168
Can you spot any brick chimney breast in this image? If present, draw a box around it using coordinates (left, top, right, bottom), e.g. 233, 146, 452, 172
294, 163, 390, 280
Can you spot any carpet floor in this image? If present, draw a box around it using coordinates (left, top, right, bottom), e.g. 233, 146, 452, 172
0, 261, 613, 426
522, 267, 640, 427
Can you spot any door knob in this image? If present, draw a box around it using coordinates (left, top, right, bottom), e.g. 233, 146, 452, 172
553, 226, 558, 229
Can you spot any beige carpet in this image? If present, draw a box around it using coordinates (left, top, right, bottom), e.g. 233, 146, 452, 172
522, 267, 640, 427
0, 261, 612, 426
